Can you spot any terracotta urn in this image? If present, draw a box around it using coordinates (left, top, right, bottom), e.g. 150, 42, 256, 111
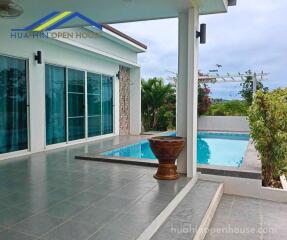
149, 136, 185, 180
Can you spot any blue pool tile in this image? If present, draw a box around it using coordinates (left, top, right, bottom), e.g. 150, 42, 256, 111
101, 132, 249, 167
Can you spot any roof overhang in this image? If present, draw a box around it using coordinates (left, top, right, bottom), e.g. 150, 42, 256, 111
3, 0, 232, 28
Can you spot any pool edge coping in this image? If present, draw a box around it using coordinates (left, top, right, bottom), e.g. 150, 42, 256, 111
75, 131, 261, 180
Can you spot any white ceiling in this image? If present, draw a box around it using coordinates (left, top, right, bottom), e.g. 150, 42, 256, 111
2, 0, 228, 28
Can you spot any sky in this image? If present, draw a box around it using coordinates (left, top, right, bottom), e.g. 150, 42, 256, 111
113, 0, 287, 100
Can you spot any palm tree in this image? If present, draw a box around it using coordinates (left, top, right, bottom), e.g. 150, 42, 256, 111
141, 78, 175, 131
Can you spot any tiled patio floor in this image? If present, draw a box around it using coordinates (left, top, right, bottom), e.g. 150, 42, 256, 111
0, 136, 189, 240
205, 194, 287, 240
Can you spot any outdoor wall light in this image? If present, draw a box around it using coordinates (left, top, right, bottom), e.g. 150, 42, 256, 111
228, 0, 237, 6
116, 70, 120, 79
196, 23, 206, 44
34, 51, 42, 64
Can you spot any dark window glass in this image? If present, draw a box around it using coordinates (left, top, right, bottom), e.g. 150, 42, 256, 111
102, 75, 113, 134
0, 55, 28, 153
45, 64, 66, 145
68, 69, 85, 141
87, 73, 101, 137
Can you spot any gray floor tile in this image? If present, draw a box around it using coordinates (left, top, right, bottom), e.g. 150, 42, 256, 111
0, 229, 36, 240
205, 194, 287, 240
92, 195, 135, 211
0, 135, 191, 240
126, 200, 166, 222
87, 226, 132, 240
109, 185, 148, 200
15, 198, 55, 214
44, 220, 100, 240
0, 226, 5, 233
138, 190, 175, 205
0, 208, 32, 226
44, 201, 85, 219
68, 191, 106, 207
0, 192, 31, 208
12, 213, 63, 236
105, 213, 150, 238
88, 183, 124, 195
72, 206, 118, 226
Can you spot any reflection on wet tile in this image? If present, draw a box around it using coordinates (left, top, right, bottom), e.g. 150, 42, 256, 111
0, 135, 189, 240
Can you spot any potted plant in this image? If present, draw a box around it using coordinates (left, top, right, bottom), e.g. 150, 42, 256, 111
149, 136, 185, 180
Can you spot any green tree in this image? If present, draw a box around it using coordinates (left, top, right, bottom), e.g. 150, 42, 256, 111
239, 71, 268, 106
141, 78, 176, 131
206, 100, 249, 116
248, 89, 287, 187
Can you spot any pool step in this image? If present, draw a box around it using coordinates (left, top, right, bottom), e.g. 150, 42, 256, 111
137, 179, 223, 240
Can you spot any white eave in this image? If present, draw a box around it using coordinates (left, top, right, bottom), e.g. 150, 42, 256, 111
85, 26, 147, 53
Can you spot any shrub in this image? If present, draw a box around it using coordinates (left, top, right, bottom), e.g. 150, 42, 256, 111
206, 100, 249, 116
248, 89, 287, 186
198, 83, 212, 116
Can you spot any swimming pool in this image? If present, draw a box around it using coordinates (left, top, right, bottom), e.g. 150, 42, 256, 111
101, 132, 250, 167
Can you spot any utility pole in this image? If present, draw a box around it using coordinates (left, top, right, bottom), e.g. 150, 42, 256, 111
253, 72, 257, 97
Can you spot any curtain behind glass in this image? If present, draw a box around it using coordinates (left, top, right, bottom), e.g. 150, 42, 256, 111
102, 75, 113, 134
68, 69, 85, 141
45, 64, 66, 145
0, 55, 27, 154
87, 72, 101, 137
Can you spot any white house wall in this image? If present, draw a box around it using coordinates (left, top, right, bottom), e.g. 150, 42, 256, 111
55, 28, 138, 64
0, 23, 141, 158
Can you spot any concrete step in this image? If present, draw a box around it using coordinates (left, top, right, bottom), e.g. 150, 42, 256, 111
137, 179, 223, 240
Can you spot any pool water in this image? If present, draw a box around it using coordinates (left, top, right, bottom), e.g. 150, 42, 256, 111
101, 132, 250, 167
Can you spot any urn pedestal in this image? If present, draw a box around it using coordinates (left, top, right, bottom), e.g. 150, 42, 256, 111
149, 136, 185, 180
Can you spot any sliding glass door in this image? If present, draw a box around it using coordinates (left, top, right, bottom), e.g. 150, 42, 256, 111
87, 73, 113, 136
45, 64, 66, 145
68, 69, 85, 141
45, 65, 113, 146
0, 55, 28, 154
87, 73, 101, 137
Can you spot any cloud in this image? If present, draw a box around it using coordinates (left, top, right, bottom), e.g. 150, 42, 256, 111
113, 0, 287, 99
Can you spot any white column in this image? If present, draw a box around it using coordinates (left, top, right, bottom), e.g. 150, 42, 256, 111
29, 58, 46, 152
176, 7, 199, 178
129, 67, 141, 135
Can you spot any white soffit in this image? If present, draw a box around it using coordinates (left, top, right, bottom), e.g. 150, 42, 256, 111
9, 0, 229, 28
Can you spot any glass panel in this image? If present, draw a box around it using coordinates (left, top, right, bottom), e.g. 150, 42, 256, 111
68, 93, 84, 117
45, 64, 66, 145
88, 95, 101, 116
0, 55, 27, 154
87, 73, 101, 94
88, 116, 101, 137
68, 117, 85, 141
68, 69, 85, 141
87, 72, 101, 137
102, 75, 113, 135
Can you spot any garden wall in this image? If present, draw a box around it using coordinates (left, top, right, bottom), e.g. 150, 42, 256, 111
198, 116, 250, 132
